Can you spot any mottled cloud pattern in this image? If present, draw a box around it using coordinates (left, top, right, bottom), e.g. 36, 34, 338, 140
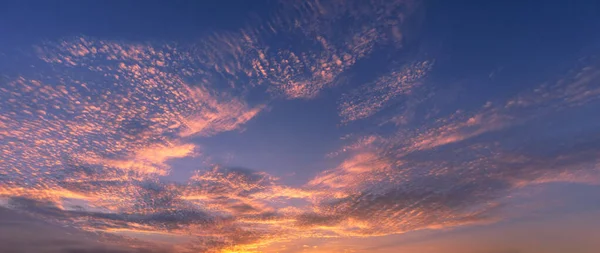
192, 0, 419, 99
1, 0, 600, 252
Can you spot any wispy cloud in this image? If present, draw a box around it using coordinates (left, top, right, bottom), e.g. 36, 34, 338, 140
189, 0, 418, 99
301, 62, 600, 238
339, 61, 433, 123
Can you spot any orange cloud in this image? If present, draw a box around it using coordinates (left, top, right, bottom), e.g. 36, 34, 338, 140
82, 142, 196, 176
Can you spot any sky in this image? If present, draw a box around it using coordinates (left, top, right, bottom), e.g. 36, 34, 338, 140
1, 0, 600, 252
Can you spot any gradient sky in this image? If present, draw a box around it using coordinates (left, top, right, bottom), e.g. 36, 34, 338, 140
1, 0, 600, 252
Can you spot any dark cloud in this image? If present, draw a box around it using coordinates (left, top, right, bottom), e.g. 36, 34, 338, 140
0, 207, 169, 253
8, 197, 68, 218
329, 145, 593, 232
7, 195, 215, 231
62, 248, 152, 253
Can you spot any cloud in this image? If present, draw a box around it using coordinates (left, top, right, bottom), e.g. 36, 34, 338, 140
298, 64, 600, 237
177, 85, 265, 137
0, 207, 170, 253
3, 54, 600, 253
0, 36, 265, 231
35, 38, 265, 138
81, 142, 196, 176
339, 61, 433, 123
300, 135, 600, 237
2, 0, 600, 252
188, 0, 419, 99
380, 61, 600, 154
3, 164, 306, 252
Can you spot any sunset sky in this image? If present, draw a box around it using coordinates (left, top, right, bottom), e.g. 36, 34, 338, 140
1, 0, 600, 252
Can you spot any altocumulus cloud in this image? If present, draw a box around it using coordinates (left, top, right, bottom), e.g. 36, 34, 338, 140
1, 0, 600, 252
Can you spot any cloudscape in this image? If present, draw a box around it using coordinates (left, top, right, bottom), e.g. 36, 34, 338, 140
1, 0, 600, 252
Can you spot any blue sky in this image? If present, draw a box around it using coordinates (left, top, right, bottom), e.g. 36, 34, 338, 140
1, 0, 600, 252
